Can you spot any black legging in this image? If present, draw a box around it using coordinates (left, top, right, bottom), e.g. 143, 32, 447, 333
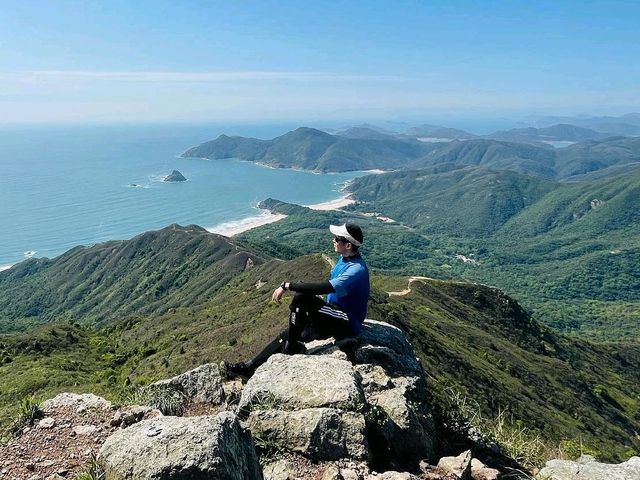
246, 292, 354, 370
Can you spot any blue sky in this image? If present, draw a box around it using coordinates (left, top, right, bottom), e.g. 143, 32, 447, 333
1, 0, 639, 124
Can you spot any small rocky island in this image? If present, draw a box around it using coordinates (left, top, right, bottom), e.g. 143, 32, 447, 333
164, 170, 187, 182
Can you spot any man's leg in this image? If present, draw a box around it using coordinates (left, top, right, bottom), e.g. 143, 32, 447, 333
223, 328, 288, 378
288, 293, 353, 345
223, 294, 353, 378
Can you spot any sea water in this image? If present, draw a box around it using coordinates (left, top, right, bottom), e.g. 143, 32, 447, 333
0, 123, 363, 268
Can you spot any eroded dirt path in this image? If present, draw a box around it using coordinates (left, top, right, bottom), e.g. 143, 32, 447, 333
386, 276, 435, 296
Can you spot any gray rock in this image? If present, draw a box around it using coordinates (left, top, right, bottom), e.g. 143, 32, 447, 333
262, 459, 295, 480
248, 407, 368, 461
110, 405, 161, 428
42, 393, 112, 413
365, 472, 420, 480
340, 469, 362, 480
355, 364, 392, 394
238, 354, 365, 415
149, 363, 224, 405
98, 411, 262, 479
372, 385, 436, 466
320, 465, 343, 480
437, 450, 472, 479
72, 424, 98, 435
539, 455, 640, 480
470, 458, 499, 480
38, 417, 56, 428
356, 320, 423, 376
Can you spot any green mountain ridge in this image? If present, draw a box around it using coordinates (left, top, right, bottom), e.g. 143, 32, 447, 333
347, 163, 559, 236
0, 224, 267, 333
182, 126, 433, 172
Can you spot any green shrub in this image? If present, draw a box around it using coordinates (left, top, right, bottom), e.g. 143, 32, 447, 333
485, 410, 546, 469
558, 438, 601, 460
121, 385, 185, 416
5, 395, 44, 438
75, 453, 105, 480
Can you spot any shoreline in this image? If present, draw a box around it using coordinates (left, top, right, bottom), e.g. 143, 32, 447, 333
207, 192, 356, 237
306, 194, 355, 211
206, 211, 288, 237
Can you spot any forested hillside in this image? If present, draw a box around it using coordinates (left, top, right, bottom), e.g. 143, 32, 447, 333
182, 127, 433, 172
0, 225, 267, 333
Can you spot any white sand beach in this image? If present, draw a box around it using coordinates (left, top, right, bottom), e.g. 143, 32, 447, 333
306, 195, 355, 211
207, 192, 356, 238
207, 212, 287, 237
0, 264, 13, 272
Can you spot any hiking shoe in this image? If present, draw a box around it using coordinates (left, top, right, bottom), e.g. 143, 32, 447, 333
220, 360, 254, 379
283, 340, 307, 355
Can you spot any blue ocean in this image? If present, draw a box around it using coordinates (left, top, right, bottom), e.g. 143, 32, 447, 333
0, 124, 363, 268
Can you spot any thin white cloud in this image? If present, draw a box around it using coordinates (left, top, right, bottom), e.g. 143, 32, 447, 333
25, 70, 408, 82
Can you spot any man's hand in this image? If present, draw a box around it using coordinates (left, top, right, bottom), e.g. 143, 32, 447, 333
272, 286, 286, 303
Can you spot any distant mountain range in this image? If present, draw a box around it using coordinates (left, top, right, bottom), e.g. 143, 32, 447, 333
530, 113, 640, 136
405, 124, 476, 140
485, 124, 609, 145
183, 127, 640, 179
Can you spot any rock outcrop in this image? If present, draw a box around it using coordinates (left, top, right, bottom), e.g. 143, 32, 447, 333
235, 320, 436, 471
149, 362, 224, 405
163, 170, 187, 182
539, 454, 640, 480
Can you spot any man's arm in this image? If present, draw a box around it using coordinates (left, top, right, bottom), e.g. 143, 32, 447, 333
272, 281, 335, 303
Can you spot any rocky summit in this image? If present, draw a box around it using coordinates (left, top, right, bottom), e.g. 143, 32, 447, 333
0, 319, 636, 479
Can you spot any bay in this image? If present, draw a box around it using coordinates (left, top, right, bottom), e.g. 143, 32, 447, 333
0, 123, 362, 267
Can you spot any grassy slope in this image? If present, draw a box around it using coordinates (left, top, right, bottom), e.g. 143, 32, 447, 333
371, 278, 640, 461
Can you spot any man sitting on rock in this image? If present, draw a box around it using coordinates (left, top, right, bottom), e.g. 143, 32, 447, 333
223, 223, 370, 378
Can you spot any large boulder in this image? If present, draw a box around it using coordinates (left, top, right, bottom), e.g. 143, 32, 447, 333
238, 354, 365, 414
98, 411, 262, 479
236, 320, 436, 469
148, 362, 224, 405
539, 455, 640, 480
354, 321, 436, 468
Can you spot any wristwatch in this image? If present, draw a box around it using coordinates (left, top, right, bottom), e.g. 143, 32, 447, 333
280, 281, 288, 290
